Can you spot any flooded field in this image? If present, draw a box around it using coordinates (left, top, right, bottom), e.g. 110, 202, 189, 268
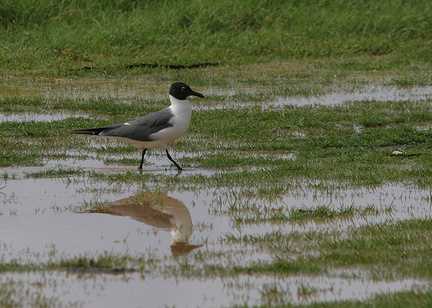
0, 66, 431, 307
2, 168, 430, 261
1, 166, 430, 307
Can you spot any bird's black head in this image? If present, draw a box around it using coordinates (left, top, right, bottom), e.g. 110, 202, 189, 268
169, 82, 205, 100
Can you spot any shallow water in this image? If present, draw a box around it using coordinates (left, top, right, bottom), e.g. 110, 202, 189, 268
276, 84, 432, 106
1, 77, 431, 108
0, 270, 427, 307
0, 163, 431, 306
1, 173, 430, 263
1, 73, 431, 306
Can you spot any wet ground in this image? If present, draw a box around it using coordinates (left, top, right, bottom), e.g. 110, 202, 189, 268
0, 270, 427, 307
1, 71, 432, 108
1, 165, 430, 307
2, 166, 431, 262
0, 73, 431, 307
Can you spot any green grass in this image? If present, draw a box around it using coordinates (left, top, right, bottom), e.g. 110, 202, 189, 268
2, 91, 432, 194
221, 219, 432, 280
1, 76, 432, 305
2, 80, 431, 184
54, 252, 153, 273
0, 217, 429, 306
1, 0, 432, 77
227, 203, 377, 224
1, 1, 432, 306
25, 167, 83, 178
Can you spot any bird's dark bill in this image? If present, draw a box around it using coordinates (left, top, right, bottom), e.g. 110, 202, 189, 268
192, 91, 205, 98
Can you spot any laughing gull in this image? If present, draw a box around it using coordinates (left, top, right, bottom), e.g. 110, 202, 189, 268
72, 82, 204, 170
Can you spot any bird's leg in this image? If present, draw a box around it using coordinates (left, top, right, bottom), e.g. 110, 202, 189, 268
138, 149, 147, 170
166, 149, 183, 171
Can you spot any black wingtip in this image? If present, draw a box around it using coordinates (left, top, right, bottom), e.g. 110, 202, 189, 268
71, 129, 103, 135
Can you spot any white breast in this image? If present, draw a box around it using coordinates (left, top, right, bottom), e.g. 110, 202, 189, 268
149, 95, 192, 146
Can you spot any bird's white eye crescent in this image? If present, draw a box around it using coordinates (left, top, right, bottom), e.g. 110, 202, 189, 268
181, 86, 186, 91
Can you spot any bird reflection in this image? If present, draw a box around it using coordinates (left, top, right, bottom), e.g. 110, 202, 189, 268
88, 192, 202, 255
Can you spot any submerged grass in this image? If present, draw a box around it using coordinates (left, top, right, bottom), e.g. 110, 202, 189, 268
25, 167, 84, 179
2, 90, 432, 185
221, 219, 432, 280
1, 0, 432, 305
0, 38, 431, 307
3, 217, 426, 282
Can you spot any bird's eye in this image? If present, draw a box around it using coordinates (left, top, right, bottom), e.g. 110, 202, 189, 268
181, 86, 186, 91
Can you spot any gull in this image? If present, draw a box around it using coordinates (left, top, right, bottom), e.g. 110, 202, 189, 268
72, 82, 204, 170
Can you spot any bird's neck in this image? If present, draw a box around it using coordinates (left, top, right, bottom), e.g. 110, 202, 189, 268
169, 95, 192, 115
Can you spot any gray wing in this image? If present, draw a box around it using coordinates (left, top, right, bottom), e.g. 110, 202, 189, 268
73, 108, 174, 142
